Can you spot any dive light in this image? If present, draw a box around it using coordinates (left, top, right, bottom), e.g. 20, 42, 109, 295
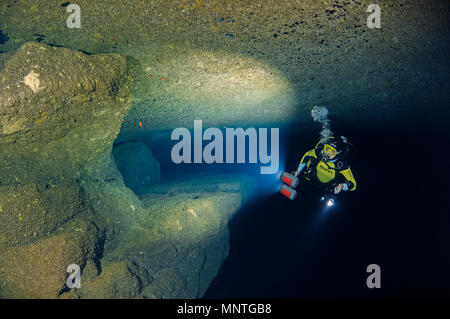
321, 195, 335, 207
280, 184, 297, 200
281, 172, 299, 188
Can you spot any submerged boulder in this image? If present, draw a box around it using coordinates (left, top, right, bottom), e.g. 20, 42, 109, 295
75, 260, 151, 299
0, 42, 132, 185
0, 42, 134, 298
112, 141, 161, 194
0, 216, 99, 298
105, 174, 257, 299
0, 182, 88, 247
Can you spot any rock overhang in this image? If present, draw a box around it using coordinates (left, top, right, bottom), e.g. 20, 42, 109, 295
0, 0, 447, 138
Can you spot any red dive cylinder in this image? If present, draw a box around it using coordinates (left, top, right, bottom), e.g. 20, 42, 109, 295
281, 172, 299, 188
280, 184, 297, 200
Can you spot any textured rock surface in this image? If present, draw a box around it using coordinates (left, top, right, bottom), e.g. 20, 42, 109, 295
1, 0, 448, 138
0, 216, 99, 298
112, 142, 161, 194
76, 260, 151, 299
0, 182, 88, 246
0, 42, 132, 184
105, 174, 257, 299
0, 42, 135, 298
0, 52, 13, 70
0, 42, 257, 299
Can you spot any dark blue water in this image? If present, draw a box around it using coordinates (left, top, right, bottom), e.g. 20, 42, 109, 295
127, 107, 450, 298
201, 115, 450, 298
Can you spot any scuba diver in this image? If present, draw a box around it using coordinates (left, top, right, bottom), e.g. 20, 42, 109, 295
280, 136, 356, 201
294, 136, 356, 194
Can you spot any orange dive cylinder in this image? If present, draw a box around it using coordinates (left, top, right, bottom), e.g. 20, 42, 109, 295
280, 184, 297, 200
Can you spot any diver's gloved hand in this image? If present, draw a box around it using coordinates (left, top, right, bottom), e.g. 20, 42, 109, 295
334, 183, 345, 194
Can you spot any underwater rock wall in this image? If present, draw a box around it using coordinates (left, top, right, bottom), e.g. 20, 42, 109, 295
0, 42, 132, 184
0, 42, 134, 248
0, 43, 257, 298
112, 141, 161, 195
0, 42, 134, 297
80, 174, 257, 299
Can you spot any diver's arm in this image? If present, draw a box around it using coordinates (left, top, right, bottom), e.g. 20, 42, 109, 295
338, 167, 357, 191
294, 149, 316, 176
294, 163, 306, 177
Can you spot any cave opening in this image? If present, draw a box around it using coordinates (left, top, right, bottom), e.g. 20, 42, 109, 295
1, 0, 449, 300
109, 87, 450, 298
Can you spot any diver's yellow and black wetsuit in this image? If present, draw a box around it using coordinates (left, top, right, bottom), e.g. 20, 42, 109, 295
296, 142, 357, 192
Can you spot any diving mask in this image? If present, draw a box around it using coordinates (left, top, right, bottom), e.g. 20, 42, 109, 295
324, 144, 337, 158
